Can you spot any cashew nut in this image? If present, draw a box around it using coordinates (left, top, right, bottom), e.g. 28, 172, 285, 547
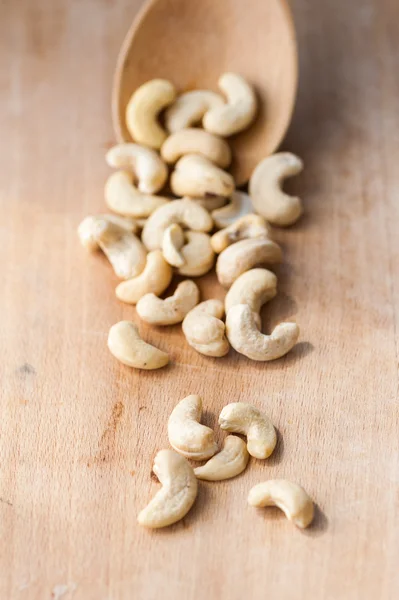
77, 215, 147, 279
141, 198, 213, 250
78, 214, 139, 251
225, 268, 277, 328
107, 321, 168, 370
170, 154, 235, 199
219, 402, 276, 459
216, 238, 282, 288
165, 90, 224, 133
211, 215, 271, 253
177, 232, 215, 277
226, 304, 299, 361
104, 171, 169, 218
249, 153, 304, 226
136, 280, 200, 325
247, 480, 314, 529
194, 435, 249, 481
161, 128, 231, 168
192, 196, 227, 212
203, 73, 257, 137
106, 143, 168, 194
168, 395, 218, 460
162, 223, 185, 267
126, 79, 176, 149
211, 191, 254, 229
115, 250, 173, 304
182, 300, 229, 357
137, 449, 197, 528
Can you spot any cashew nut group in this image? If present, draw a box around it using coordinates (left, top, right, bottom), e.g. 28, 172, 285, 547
138, 449, 197, 528
219, 402, 276, 459
170, 154, 235, 198
211, 191, 254, 229
168, 395, 218, 460
106, 143, 168, 194
249, 153, 304, 226
248, 480, 314, 529
224, 268, 277, 328
211, 214, 271, 253
216, 238, 282, 288
105, 171, 169, 218
161, 128, 231, 168
194, 435, 249, 481
182, 300, 229, 357
165, 90, 224, 133
136, 280, 200, 325
126, 79, 176, 149
115, 250, 173, 304
107, 321, 168, 370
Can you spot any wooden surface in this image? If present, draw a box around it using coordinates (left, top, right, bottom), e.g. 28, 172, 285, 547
1, 0, 398, 599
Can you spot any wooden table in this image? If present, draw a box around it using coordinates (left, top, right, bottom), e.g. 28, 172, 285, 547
1, 1, 398, 598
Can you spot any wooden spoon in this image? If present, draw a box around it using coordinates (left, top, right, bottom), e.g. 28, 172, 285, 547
112, 0, 298, 186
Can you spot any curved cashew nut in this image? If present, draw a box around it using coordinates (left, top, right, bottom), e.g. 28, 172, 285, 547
249, 153, 304, 226
211, 215, 271, 253
126, 79, 176, 149
161, 128, 231, 168
107, 321, 168, 370
194, 435, 249, 481
115, 250, 173, 304
192, 196, 227, 212
168, 395, 218, 460
78, 214, 139, 251
106, 143, 168, 194
248, 480, 314, 529
78, 215, 147, 279
216, 238, 282, 288
165, 90, 224, 133
137, 449, 197, 528
182, 300, 229, 357
225, 268, 277, 328
136, 280, 200, 325
219, 402, 276, 459
170, 154, 235, 199
141, 198, 213, 250
226, 304, 299, 361
203, 73, 257, 137
211, 191, 254, 229
105, 171, 169, 218
178, 232, 215, 277
162, 223, 185, 267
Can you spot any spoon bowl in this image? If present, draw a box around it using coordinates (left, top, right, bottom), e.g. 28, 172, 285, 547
113, 0, 298, 185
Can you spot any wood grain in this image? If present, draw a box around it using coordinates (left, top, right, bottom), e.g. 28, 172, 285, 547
0, 1, 398, 599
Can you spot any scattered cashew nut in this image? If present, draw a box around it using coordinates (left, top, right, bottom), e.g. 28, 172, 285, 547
168, 395, 218, 460
137, 449, 197, 528
177, 232, 215, 277
211, 214, 271, 253
136, 280, 200, 325
106, 143, 168, 194
219, 402, 276, 459
182, 300, 229, 357
216, 238, 282, 288
247, 480, 314, 529
192, 196, 227, 212
203, 73, 257, 137
115, 250, 173, 304
194, 435, 249, 481
126, 79, 176, 149
104, 171, 169, 218
161, 128, 231, 168
249, 153, 304, 226
170, 154, 235, 199
211, 191, 254, 229
162, 223, 185, 267
226, 304, 299, 361
141, 198, 213, 250
78, 214, 139, 251
225, 268, 277, 328
165, 90, 224, 133
107, 321, 168, 370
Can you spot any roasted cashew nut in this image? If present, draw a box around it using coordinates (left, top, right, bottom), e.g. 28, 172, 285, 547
115, 250, 173, 304
216, 238, 282, 288
141, 198, 213, 250
182, 300, 229, 357
168, 395, 218, 460
203, 73, 257, 137
126, 79, 176, 149
107, 321, 168, 370
177, 232, 215, 277
194, 435, 249, 481
225, 268, 277, 328
212, 191, 254, 229
138, 449, 197, 528
106, 143, 168, 194
104, 171, 169, 218
78, 214, 139, 251
170, 154, 235, 199
226, 304, 299, 361
211, 214, 271, 253
165, 90, 224, 133
249, 153, 304, 226
248, 480, 314, 529
77, 215, 147, 279
162, 223, 185, 267
136, 280, 200, 325
219, 402, 276, 459
161, 128, 232, 168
